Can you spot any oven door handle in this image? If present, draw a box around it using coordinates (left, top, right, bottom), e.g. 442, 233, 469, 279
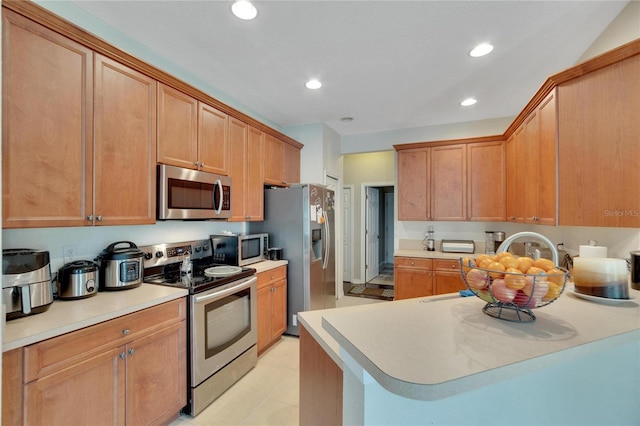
193, 278, 254, 304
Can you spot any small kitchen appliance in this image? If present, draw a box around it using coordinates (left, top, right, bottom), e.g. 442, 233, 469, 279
441, 240, 475, 254
2, 249, 54, 320
140, 239, 258, 416
57, 260, 99, 299
210, 233, 268, 266
96, 241, 144, 290
631, 251, 640, 291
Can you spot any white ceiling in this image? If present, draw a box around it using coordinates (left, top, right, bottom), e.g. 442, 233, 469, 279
69, 0, 629, 136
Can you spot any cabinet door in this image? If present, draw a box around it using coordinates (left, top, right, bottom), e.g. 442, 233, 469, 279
246, 126, 265, 220
24, 347, 125, 425
257, 284, 273, 354
283, 142, 301, 185
397, 149, 429, 220
228, 117, 249, 221
2, 349, 23, 426
199, 103, 229, 175
431, 144, 466, 221
536, 90, 557, 225
394, 258, 433, 300
272, 279, 288, 338
506, 126, 525, 222
523, 111, 539, 224
126, 321, 187, 426
94, 54, 157, 225
264, 133, 285, 186
434, 271, 466, 295
2, 10, 93, 228
157, 83, 198, 169
467, 140, 505, 221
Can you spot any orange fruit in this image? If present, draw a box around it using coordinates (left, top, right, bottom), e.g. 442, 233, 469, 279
479, 258, 494, 269
499, 256, 519, 270
545, 268, 566, 285
504, 268, 526, 290
533, 258, 556, 272
517, 257, 535, 273
526, 266, 546, 275
543, 282, 562, 300
461, 257, 475, 272
495, 252, 514, 260
487, 261, 506, 278
475, 254, 491, 265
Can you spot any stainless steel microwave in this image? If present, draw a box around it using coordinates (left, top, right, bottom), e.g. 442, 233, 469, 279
157, 164, 232, 220
210, 233, 269, 266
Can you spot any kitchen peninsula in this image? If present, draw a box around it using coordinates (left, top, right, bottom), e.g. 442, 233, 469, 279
299, 288, 640, 425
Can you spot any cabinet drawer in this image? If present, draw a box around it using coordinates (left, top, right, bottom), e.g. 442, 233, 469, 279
433, 259, 462, 271
24, 298, 186, 382
257, 266, 287, 289
395, 257, 432, 269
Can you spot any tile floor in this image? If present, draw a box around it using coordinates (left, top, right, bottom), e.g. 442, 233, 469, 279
171, 294, 384, 426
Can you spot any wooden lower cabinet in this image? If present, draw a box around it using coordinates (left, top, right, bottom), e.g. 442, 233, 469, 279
395, 257, 466, 300
3, 298, 187, 426
299, 324, 342, 426
257, 266, 287, 354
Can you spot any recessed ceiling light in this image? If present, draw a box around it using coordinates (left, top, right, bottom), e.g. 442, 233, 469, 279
340, 117, 354, 122
461, 98, 477, 106
231, 1, 257, 20
305, 79, 322, 90
469, 43, 494, 57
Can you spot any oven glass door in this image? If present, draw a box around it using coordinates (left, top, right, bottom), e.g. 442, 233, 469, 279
191, 276, 257, 386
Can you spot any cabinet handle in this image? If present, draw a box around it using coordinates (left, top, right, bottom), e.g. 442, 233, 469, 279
128, 348, 135, 356
96, 215, 103, 222
87, 214, 93, 221
119, 352, 126, 360
122, 329, 130, 335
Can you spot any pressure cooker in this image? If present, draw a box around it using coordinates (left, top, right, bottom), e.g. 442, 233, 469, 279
96, 241, 144, 290
58, 260, 99, 299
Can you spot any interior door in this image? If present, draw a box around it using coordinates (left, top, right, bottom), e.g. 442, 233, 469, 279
365, 187, 380, 282
343, 187, 352, 283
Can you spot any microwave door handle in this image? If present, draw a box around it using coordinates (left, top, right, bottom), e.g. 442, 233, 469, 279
213, 179, 223, 215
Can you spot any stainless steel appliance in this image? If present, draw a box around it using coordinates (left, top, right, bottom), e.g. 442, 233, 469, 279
157, 164, 232, 220
140, 239, 257, 416
57, 260, 98, 299
210, 233, 269, 266
96, 241, 144, 290
250, 184, 335, 336
441, 240, 475, 254
2, 249, 54, 320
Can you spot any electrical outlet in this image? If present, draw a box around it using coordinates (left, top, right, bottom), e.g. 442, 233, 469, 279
63, 244, 77, 263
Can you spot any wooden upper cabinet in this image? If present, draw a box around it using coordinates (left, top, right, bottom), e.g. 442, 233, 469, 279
2, 10, 93, 228
283, 142, 301, 185
397, 148, 429, 220
94, 54, 157, 226
535, 90, 557, 225
558, 54, 640, 228
523, 111, 539, 224
198, 103, 229, 175
264, 133, 285, 185
246, 126, 265, 220
505, 127, 525, 223
431, 144, 466, 221
467, 140, 505, 221
157, 83, 198, 169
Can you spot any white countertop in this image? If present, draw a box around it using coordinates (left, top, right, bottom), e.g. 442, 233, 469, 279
3, 284, 188, 352
250, 259, 288, 273
308, 286, 640, 401
394, 249, 476, 259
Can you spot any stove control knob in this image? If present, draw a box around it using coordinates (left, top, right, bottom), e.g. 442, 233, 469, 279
195, 246, 202, 253
155, 251, 164, 259
144, 252, 153, 260
203, 244, 210, 251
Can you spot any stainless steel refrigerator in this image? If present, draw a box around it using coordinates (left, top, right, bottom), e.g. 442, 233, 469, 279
250, 184, 335, 336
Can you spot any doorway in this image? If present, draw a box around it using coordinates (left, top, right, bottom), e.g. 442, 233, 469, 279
361, 184, 394, 285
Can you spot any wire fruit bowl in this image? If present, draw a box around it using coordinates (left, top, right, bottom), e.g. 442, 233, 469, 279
459, 258, 569, 322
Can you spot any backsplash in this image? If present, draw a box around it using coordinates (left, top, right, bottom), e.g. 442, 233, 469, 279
2, 221, 246, 273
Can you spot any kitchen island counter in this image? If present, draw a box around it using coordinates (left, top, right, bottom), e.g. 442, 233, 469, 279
3, 284, 188, 351
300, 287, 640, 425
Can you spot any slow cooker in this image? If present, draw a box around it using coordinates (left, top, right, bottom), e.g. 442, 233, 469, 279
57, 260, 98, 299
96, 241, 144, 290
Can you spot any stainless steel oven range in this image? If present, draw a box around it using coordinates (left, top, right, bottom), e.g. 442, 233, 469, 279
140, 239, 257, 416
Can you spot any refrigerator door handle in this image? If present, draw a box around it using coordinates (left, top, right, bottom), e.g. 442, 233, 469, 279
322, 211, 330, 269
